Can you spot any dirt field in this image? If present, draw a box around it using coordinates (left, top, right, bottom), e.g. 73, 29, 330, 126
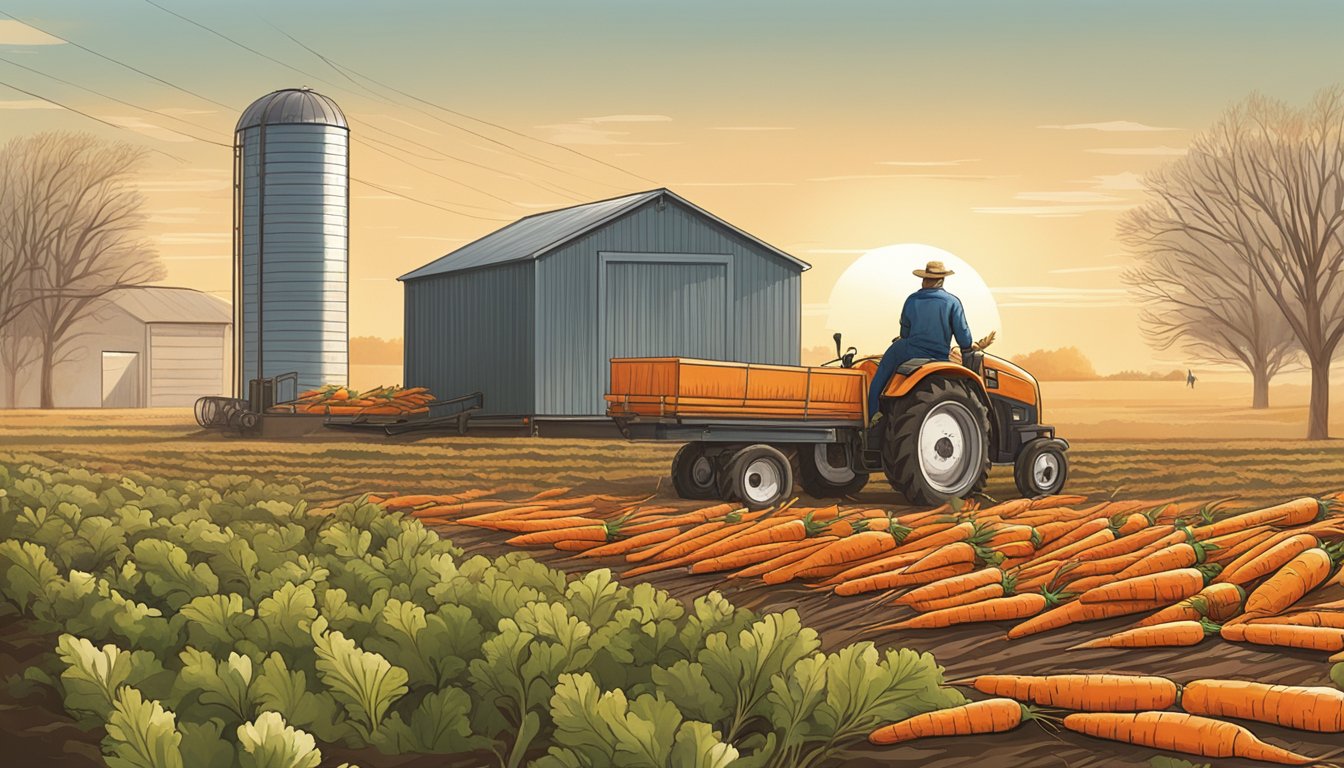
3, 408, 1344, 767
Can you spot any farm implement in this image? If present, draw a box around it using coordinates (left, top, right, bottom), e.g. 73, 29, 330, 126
607, 333, 1069, 508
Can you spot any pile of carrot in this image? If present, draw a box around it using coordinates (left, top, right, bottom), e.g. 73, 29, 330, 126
268, 384, 434, 417
869, 673, 1342, 764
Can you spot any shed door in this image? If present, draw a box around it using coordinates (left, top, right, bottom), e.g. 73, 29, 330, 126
149, 324, 227, 406
602, 260, 728, 406
101, 352, 140, 408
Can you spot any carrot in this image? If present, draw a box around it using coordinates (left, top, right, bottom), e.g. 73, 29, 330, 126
895, 568, 1004, 608
1031, 517, 1110, 560
461, 515, 602, 533
868, 699, 1032, 745
915, 582, 1007, 613
1247, 611, 1344, 629
526, 487, 573, 501
576, 528, 681, 559
1239, 546, 1337, 619
1063, 712, 1315, 764
1217, 533, 1318, 586
1221, 621, 1344, 651
1030, 494, 1089, 510
903, 542, 984, 575
897, 521, 975, 552
507, 526, 608, 546
1193, 497, 1324, 540
1072, 619, 1219, 649
690, 534, 831, 575
1074, 525, 1180, 565
625, 520, 726, 563
1080, 567, 1212, 605
833, 563, 975, 596
1018, 529, 1116, 576
876, 593, 1051, 630
729, 537, 838, 579
461, 506, 597, 525
1114, 512, 1152, 536
1135, 583, 1245, 627
621, 504, 738, 535
814, 544, 941, 586
686, 516, 829, 564
987, 525, 1036, 546
1061, 537, 1179, 582
1007, 598, 1168, 640
625, 523, 755, 574
1181, 679, 1344, 733
552, 540, 599, 552
963, 674, 1180, 710
1115, 541, 1211, 580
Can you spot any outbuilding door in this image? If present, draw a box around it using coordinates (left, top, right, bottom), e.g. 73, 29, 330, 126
101, 352, 141, 408
148, 324, 227, 406
600, 255, 729, 409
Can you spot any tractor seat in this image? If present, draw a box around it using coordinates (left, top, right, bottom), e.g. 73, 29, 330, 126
895, 358, 936, 375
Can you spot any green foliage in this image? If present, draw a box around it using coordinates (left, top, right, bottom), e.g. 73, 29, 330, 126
1332, 662, 1344, 690
0, 460, 963, 768
236, 711, 323, 768
103, 687, 184, 768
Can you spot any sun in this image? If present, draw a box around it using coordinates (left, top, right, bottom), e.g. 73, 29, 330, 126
825, 244, 1002, 359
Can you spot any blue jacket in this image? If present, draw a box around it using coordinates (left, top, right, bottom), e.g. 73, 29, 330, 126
899, 287, 974, 359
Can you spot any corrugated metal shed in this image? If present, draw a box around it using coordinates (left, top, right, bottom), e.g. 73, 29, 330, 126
104, 286, 231, 324
402, 189, 807, 418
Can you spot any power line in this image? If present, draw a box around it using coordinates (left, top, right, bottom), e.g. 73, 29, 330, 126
350, 135, 516, 209
351, 177, 513, 221
0, 78, 188, 162
0, 10, 234, 111
0, 55, 232, 148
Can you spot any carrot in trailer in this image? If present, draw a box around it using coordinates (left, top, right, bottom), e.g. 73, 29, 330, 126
1070, 619, 1220, 649
1181, 679, 1344, 732
1062, 711, 1316, 765
1220, 622, 1344, 652
960, 674, 1179, 711
868, 699, 1041, 745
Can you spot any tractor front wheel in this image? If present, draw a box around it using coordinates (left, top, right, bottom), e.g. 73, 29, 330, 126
1014, 438, 1069, 498
671, 442, 719, 500
720, 444, 793, 510
881, 377, 991, 506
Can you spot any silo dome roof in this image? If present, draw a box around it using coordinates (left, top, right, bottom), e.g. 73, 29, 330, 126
236, 88, 347, 131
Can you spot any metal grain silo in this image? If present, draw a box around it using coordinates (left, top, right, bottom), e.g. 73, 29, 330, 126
233, 87, 348, 396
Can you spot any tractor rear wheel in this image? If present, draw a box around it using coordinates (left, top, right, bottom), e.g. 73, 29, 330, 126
881, 377, 990, 506
720, 444, 793, 510
798, 442, 869, 499
671, 442, 719, 500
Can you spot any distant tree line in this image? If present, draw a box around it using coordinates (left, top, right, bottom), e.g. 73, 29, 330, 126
0, 132, 161, 408
1122, 87, 1344, 439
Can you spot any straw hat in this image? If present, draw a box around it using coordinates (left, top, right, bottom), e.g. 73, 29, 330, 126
913, 260, 955, 278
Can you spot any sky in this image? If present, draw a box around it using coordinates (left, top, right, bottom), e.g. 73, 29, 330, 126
2, 1, 1342, 373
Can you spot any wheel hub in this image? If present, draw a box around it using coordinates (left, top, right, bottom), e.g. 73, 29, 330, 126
690, 456, 714, 486
742, 457, 782, 504
917, 400, 982, 494
1033, 452, 1060, 488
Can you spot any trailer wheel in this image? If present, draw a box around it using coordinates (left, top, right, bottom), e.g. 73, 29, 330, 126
671, 442, 719, 500
798, 443, 869, 499
881, 377, 990, 506
722, 444, 793, 509
1014, 439, 1069, 498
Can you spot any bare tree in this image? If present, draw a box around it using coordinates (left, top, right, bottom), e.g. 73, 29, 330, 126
1129, 89, 1344, 438
1, 133, 163, 408
0, 316, 40, 408
1120, 209, 1299, 408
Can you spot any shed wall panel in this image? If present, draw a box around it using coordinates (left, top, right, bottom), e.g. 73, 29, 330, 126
403, 262, 534, 415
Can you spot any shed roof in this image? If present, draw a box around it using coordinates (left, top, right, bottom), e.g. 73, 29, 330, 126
398, 188, 809, 281
104, 286, 232, 325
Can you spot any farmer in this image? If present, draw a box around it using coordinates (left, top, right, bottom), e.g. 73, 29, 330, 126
867, 260, 975, 424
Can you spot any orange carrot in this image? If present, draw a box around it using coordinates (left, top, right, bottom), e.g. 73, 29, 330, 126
1031, 517, 1111, 560
1063, 712, 1315, 764
461, 515, 603, 533
687, 516, 829, 564
1205, 527, 1279, 567
527, 487, 573, 500
1193, 498, 1324, 540
552, 539, 599, 552
576, 528, 681, 559
690, 534, 828, 575
868, 699, 1031, 745
814, 544, 941, 586
876, 593, 1050, 630
457, 504, 569, 523
1072, 619, 1219, 649
895, 568, 1003, 608
833, 563, 974, 596
1080, 567, 1211, 605
621, 504, 739, 535
915, 582, 1007, 613
1221, 622, 1344, 651
897, 521, 975, 552
1115, 541, 1209, 580
963, 674, 1179, 710
1072, 525, 1180, 566
625, 520, 726, 563
651, 521, 754, 562
1181, 679, 1344, 733
903, 542, 982, 575
1247, 611, 1344, 629
765, 529, 901, 584
1239, 547, 1337, 618
507, 526, 608, 546
729, 537, 838, 579
1114, 512, 1151, 536
1007, 598, 1168, 640
1135, 583, 1245, 627
1217, 533, 1318, 586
